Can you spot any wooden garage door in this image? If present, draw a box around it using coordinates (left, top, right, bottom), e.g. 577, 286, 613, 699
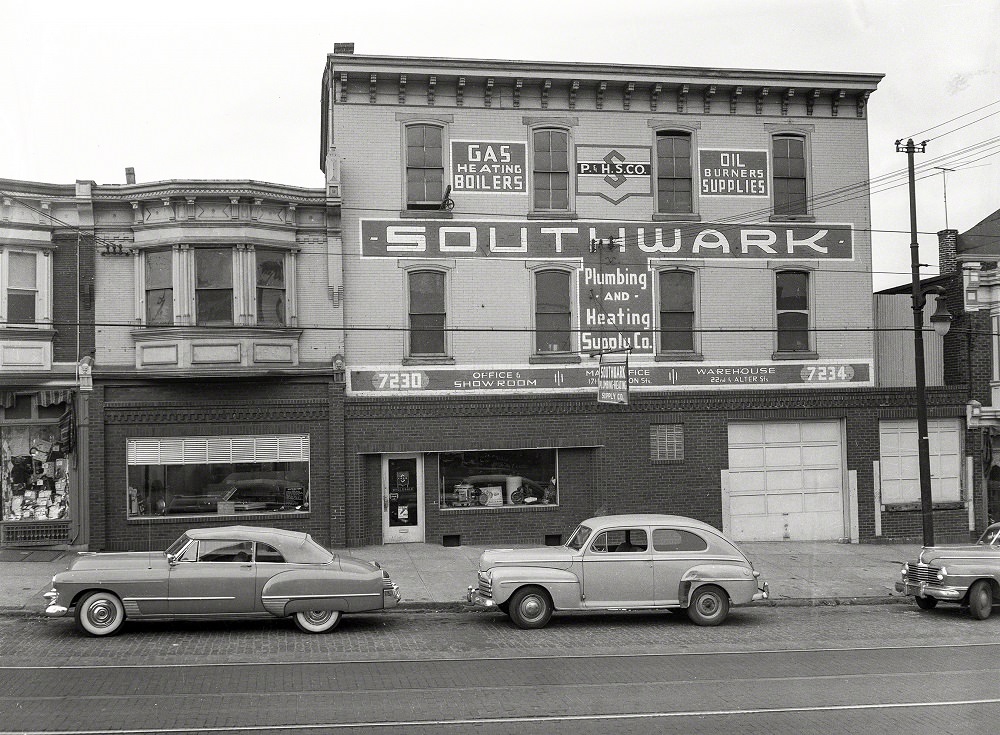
727, 421, 845, 541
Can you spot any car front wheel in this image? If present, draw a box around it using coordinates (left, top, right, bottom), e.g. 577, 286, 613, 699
294, 609, 343, 633
686, 585, 730, 626
914, 596, 938, 610
508, 586, 553, 629
75, 591, 125, 637
968, 580, 994, 620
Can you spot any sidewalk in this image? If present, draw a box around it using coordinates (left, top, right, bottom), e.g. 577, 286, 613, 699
0, 540, 922, 617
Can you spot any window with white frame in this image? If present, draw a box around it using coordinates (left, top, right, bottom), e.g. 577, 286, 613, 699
0, 248, 51, 326
137, 246, 293, 328
531, 128, 570, 211
655, 131, 693, 214
407, 269, 447, 356
775, 270, 811, 353
650, 424, 684, 462
405, 123, 445, 211
534, 269, 572, 354
658, 269, 696, 354
125, 434, 310, 518
772, 133, 808, 216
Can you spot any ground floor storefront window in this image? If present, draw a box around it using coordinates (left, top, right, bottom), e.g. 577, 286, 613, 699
126, 434, 310, 517
439, 449, 557, 509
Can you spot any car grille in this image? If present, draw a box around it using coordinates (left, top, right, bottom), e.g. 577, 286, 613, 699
906, 563, 941, 584
382, 570, 394, 590
478, 573, 492, 599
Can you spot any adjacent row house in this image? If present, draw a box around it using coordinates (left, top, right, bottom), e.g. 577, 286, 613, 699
1, 48, 990, 550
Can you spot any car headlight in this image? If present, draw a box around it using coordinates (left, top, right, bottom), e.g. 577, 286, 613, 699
900, 564, 908, 580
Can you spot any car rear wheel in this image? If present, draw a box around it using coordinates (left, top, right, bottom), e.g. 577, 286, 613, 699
968, 580, 994, 620
294, 609, 343, 633
686, 585, 730, 626
914, 596, 938, 610
75, 591, 125, 637
508, 586, 553, 629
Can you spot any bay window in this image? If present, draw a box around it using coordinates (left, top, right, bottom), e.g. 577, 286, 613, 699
1, 248, 50, 326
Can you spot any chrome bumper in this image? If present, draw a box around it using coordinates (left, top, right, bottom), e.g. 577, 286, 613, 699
384, 585, 401, 608
43, 589, 68, 617
895, 581, 965, 601
466, 585, 496, 609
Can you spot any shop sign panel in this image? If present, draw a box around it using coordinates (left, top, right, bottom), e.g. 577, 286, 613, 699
349, 362, 872, 395
576, 145, 652, 204
451, 141, 526, 193
699, 149, 769, 197
598, 353, 629, 405
360, 219, 854, 260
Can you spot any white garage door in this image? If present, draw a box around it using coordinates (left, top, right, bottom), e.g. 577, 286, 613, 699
727, 421, 845, 542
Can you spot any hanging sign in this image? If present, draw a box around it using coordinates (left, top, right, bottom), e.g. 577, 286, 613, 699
598, 352, 629, 405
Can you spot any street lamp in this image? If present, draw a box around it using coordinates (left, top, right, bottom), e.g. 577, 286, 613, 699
898, 138, 954, 547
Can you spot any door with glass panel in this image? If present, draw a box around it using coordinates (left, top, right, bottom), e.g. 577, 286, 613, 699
382, 454, 424, 543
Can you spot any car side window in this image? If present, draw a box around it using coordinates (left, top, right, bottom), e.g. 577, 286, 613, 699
197, 539, 253, 562
255, 543, 285, 563
652, 528, 708, 552
590, 529, 648, 553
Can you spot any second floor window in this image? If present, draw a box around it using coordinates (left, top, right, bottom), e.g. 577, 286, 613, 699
535, 270, 571, 353
408, 270, 446, 356
656, 132, 693, 214
532, 129, 569, 211
658, 270, 695, 352
776, 270, 810, 352
256, 250, 286, 326
406, 124, 444, 210
773, 135, 807, 216
144, 249, 173, 325
195, 248, 234, 326
6, 251, 39, 323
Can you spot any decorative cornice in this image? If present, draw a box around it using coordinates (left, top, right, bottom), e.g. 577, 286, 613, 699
92, 182, 325, 204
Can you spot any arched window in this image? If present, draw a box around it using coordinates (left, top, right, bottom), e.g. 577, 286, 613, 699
408, 269, 447, 356
773, 134, 807, 215
532, 128, 570, 211
775, 270, 810, 352
658, 269, 695, 353
405, 124, 445, 210
655, 131, 693, 214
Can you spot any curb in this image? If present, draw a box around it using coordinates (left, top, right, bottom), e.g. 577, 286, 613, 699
0, 595, 915, 619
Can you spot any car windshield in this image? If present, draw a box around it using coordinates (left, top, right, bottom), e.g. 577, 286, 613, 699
164, 533, 191, 557
977, 525, 1000, 546
565, 524, 593, 551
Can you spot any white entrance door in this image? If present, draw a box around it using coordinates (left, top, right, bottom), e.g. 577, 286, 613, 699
382, 454, 425, 543
726, 421, 846, 541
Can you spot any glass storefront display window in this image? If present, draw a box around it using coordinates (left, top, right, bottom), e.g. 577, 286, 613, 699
1, 423, 70, 522
126, 434, 310, 518
439, 449, 557, 510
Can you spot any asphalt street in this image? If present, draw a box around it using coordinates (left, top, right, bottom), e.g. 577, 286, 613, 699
1, 605, 997, 733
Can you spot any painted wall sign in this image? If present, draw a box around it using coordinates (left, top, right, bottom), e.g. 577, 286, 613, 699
451, 141, 527, 193
360, 220, 854, 260
349, 362, 872, 395
576, 145, 652, 204
699, 149, 769, 197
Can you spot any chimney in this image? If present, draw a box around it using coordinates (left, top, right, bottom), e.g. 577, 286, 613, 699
938, 228, 958, 274
333, 42, 355, 54
125, 167, 136, 185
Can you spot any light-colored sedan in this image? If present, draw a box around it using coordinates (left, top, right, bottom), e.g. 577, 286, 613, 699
895, 522, 1000, 619
44, 525, 401, 636
467, 514, 769, 629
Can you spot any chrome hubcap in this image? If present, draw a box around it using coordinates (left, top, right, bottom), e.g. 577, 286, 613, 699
521, 596, 543, 619
305, 611, 331, 624
88, 600, 117, 628
698, 596, 719, 615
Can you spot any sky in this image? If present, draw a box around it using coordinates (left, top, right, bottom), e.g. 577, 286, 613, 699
3, 0, 997, 292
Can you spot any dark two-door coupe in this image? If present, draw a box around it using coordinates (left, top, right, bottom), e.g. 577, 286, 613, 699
43, 526, 401, 636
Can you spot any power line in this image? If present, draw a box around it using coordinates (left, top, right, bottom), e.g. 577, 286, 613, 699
902, 99, 1000, 140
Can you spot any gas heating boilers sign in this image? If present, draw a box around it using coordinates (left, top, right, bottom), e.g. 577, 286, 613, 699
451, 141, 526, 193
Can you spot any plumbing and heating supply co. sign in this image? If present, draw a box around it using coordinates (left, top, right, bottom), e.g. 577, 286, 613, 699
451, 141, 527, 193
361, 219, 854, 354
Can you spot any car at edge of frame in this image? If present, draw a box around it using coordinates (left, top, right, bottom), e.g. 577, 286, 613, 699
467, 513, 769, 629
43, 525, 401, 636
894, 521, 1000, 619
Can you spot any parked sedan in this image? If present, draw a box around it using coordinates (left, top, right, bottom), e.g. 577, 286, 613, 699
894, 522, 1000, 619
467, 514, 769, 629
43, 526, 401, 636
